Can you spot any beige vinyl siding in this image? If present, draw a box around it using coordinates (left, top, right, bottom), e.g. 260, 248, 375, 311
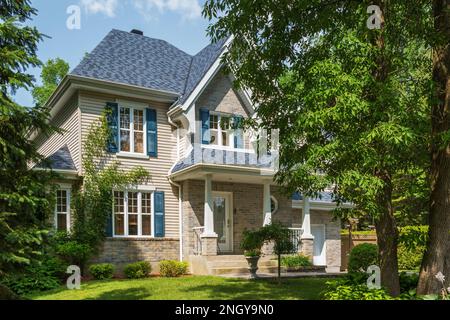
34, 95, 80, 171
79, 91, 179, 238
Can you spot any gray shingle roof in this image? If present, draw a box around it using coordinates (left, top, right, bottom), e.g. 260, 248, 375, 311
71, 29, 227, 103
36, 145, 77, 171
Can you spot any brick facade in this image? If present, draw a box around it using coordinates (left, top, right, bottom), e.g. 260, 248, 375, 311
92, 238, 179, 273
181, 179, 341, 270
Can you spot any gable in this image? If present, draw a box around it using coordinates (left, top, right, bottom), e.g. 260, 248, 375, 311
196, 72, 251, 117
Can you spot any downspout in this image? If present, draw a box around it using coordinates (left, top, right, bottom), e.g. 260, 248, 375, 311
167, 98, 184, 261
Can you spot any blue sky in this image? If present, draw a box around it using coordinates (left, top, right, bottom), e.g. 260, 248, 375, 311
15, 0, 212, 107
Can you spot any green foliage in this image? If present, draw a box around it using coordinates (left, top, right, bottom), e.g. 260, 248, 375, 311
323, 281, 393, 300
0, 0, 57, 280
56, 241, 93, 267
397, 226, 427, 270
240, 229, 264, 256
397, 244, 425, 271
259, 222, 296, 256
281, 255, 312, 268
159, 260, 188, 277
399, 272, 419, 294
89, 263, 115, 280
398, 226, 428, 250
0, 256, 66, 295
123, 261, 152, 279
32, 58, 69, 107
69, 113, 149, 268
204, 0, 433, 295
348, 243, 378, 273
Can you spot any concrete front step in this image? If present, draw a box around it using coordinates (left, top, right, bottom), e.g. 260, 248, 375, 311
208, 260, 278, 268
210, 266, 281, 275
205, 255, 280, 275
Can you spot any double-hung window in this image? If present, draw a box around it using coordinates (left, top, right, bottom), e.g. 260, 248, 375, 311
119, 107, 145, 154
113, 191, 153, 237
209, 113, 232, 147
55, 189, 70, 232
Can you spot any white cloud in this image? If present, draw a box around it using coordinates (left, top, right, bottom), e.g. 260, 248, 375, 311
132, 0, 202, 21
81, 0, 119, 18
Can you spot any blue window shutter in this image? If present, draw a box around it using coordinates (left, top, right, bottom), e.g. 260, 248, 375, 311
154, 191, 165, 238
105, 102, 119, 153
146, 108, 157, 157
200, 109, 210, 145
105, 213, 113, 237
233, 115, 244, 149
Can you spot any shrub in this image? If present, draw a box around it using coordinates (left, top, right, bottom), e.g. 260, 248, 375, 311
89, 263, 115, 280
56, 241, 93, 267
397, 244, 425, 271
159, 260, 189, 277
0, 257, 66, 296
123, 261, 151, 279
240, 229, 264, 257
399, 272, 419, 293
323, 281, 393, 300
281, 254, 312, 268
348, 243, 378, 273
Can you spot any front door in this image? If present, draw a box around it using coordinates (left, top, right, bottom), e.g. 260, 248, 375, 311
213, 192, 233, 252
311, 225, 326, 266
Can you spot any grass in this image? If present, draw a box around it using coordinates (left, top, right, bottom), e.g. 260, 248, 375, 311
28, 276, 334, 300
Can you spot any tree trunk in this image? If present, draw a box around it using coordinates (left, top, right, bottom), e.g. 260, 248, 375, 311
417, 0, 450, 296
369, 1, 401, 297
375, 177, 401, 297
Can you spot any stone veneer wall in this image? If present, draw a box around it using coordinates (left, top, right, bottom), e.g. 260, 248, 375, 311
181, 180, 340, 256
92, 238, 179, 273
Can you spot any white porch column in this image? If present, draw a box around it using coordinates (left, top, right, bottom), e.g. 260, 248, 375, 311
301, 196, 313, 238
301, 196, 314, 262
202, 174, 216, 237
263, 180, 272, 226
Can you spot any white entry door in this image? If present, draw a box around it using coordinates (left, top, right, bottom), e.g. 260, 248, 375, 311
213, 192, 233, 252
311, 225, 326, 266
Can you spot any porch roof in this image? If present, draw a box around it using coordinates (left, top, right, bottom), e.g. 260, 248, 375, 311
35, 145, 77, 171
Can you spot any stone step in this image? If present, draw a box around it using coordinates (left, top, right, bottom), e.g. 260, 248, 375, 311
205, 255, 250, 262
208, 260, 278, 268
210, 266, 280, 275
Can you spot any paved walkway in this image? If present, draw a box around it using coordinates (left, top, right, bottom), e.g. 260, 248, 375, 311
218, 271, 346, 279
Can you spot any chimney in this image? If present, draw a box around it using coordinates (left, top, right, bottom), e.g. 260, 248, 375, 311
130, 29, 143, 36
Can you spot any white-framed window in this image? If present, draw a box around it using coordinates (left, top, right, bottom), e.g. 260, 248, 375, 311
119, 106, 146, 154
113, 190, 153, 237
209, 113, 234, 147
55, 189, 71, 232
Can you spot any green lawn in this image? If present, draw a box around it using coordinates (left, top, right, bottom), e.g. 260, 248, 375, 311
28, 276, 334, 300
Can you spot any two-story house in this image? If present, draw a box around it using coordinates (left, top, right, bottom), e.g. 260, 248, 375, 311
33, 29, 345, 275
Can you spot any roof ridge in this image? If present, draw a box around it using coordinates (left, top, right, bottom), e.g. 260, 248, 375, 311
111, 29, 192, 57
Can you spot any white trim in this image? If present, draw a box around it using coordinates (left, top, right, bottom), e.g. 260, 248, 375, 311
55, 187, 71, 232
112, 189, 155, 239
182, 37, 234, 112
169, 163, 276, 179
117, 104, 147, 156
